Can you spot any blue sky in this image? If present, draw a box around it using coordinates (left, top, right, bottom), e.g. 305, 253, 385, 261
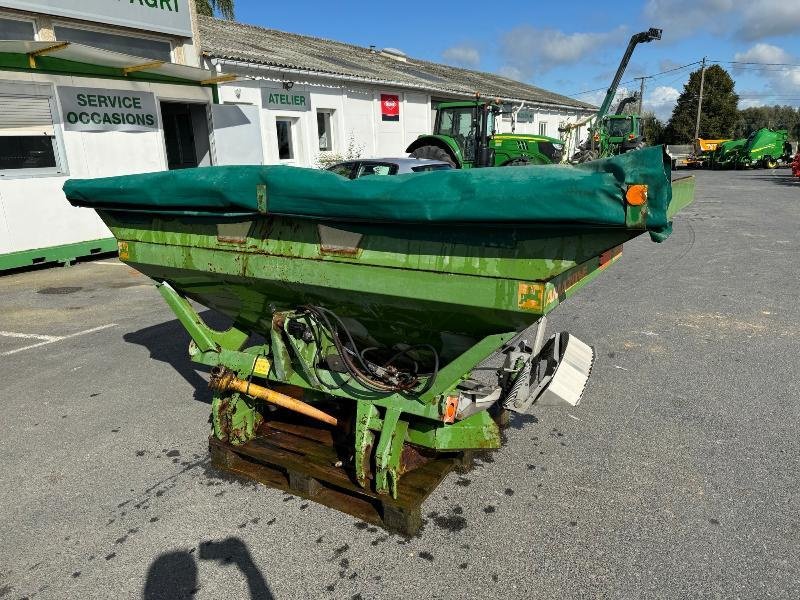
232, 0, 800, 120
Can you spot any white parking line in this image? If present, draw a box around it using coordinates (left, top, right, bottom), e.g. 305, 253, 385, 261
0, 330, 59, 341
93, 261, 126, 266
0, 323, 118, 356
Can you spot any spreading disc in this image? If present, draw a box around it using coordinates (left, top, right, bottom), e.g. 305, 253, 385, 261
534, 334, 595, 407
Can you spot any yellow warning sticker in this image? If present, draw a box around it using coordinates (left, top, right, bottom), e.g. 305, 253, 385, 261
117, 241, 129, 261
517, 282, 544, 311
253, 356, 271, 377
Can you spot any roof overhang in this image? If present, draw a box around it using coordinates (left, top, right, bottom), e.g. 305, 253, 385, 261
208, 56, 594, 115
0, 40, 236, 85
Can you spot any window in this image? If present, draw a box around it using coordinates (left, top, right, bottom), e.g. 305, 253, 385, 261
327, 162, 354, 178
54, 25, 172, 61
276, 118, 294, 160
357, 162, 396, 177
0, 92, 65, 176
0, 17, 35, 40
607, 117, 633, 138
411, 164, 453, 172
317, 110, 333, 151
435, 107, 475, 138
539, 122, 548, 136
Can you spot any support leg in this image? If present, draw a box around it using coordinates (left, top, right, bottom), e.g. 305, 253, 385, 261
354, 401, 381, 489
211, 392, 263, 446
374, 408, 409, 498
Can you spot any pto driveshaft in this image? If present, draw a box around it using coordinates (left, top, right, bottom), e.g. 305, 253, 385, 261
209, 366, 338, 427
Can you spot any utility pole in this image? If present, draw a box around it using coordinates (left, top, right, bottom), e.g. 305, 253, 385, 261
694, 57, 707, 141
634, 76, 648, 114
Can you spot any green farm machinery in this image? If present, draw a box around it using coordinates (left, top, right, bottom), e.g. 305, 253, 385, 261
406, 99, 565, 167
65, 148, 694, 533
562, 28, 662, 162
735, 128, 792, 169
710, 138, 746, 169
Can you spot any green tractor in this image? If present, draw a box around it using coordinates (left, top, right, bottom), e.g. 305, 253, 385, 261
591, 94, 646, 159
561, 28, 662, 163
405, 100, 565, 168
735, 128, 792, 169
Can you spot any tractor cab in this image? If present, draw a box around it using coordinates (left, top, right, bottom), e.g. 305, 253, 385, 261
433, 102, 496, 164
600, 114, 643, 153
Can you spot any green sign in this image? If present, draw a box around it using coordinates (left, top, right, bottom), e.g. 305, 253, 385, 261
261, 88, 310, 112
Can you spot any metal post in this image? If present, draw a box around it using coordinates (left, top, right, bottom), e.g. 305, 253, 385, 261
694, 57, 707, 141
635, 77, 647, 114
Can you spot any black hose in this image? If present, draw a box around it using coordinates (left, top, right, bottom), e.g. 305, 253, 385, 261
300, 305, 440, 395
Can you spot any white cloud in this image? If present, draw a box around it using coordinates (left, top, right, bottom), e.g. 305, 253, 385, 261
643, 0, 734, 38
442, 44, 480, 69
733, 42, 792, 65
582, 86, 632, 110
499, 26, 626, 78
738, 98, 766, 109
737, 0, 800, 40
644, 85, 680, 121
497, 65, 524, 81
733, 43, 800, 97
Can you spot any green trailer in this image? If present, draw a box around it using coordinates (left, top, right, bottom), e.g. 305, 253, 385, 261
64, 147, 694, 528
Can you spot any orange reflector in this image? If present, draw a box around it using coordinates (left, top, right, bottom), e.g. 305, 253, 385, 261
443, 395, 459, 424
626, 184, 648, 206
628, 133, 635, 140
593, 133, 600, 141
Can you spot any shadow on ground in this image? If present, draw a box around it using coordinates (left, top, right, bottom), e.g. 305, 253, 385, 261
730, 172, 800, 187
143, 537, 273, 600
123, 310, 234, 404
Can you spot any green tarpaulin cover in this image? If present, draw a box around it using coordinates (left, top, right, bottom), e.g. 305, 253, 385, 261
64, 146, 674, 241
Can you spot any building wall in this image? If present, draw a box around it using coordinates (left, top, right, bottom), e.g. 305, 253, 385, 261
217, 78, 434, 167
0, 71, 213, 256
217, 74, 592, 168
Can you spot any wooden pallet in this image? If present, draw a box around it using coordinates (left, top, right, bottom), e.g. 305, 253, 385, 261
208, 413, 463, 536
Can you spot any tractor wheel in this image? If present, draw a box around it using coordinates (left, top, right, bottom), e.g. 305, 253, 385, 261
575, 149, 597, 164
409, 145, 456, 167
764, 157, 778, 169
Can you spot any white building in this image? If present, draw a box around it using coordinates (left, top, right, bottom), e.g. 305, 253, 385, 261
199, 16, 595, 168
0, 1, 236, 271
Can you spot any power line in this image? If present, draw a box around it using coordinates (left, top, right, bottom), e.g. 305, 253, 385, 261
568, 60, 702, 97
718, 60, 800, 67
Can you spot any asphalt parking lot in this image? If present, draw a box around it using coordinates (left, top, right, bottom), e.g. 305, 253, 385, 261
1, 169, 799, 599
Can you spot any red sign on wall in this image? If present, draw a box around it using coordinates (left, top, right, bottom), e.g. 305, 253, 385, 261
381, 94, 400, 121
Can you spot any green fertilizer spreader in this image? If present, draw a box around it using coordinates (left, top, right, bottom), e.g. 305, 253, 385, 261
65, 147, 694, 499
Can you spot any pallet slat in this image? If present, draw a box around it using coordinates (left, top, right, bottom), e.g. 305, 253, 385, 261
208, 414, 458, 535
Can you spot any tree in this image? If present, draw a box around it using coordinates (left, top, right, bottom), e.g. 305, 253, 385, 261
735, 106, 800, 141
663, 65, 739, 143
196, 0, 235, 19
641, 111, 665, 145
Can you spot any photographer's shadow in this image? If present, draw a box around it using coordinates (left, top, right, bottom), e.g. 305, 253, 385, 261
143, 537, 273, 600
